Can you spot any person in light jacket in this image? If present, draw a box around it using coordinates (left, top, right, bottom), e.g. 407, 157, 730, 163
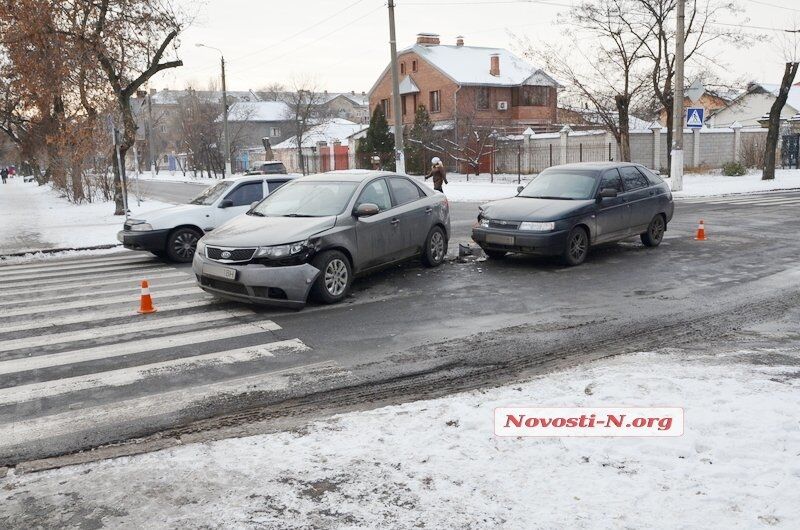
424, 157, 448, 192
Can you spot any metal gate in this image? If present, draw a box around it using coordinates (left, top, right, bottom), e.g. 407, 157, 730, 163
781, 134, 799, 168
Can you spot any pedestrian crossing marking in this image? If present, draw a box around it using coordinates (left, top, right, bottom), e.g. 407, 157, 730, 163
0, 256, 155, 276
0, 339, 308, 406
0, 279, 196, 307
0, 266, 180, 289
0, 271, 188, 299
0, 261, 166, 283
0, 308, 253, 353
0, 321, 281, 376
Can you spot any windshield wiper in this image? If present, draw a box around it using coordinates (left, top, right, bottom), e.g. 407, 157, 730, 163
522, 195, 574, 200
282, 213, 318, 217
247, 210, 265, 217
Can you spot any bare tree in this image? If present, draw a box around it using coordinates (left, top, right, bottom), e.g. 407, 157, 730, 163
763, 26, 800, 180
258, 82, 287, 101
283, 77, 331, 175
519, 0, 651, 161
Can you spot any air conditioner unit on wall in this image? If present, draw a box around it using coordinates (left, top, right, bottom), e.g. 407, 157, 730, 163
497, 101, 508, 111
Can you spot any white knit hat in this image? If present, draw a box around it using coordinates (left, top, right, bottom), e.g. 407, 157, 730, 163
431, 157, 441, 165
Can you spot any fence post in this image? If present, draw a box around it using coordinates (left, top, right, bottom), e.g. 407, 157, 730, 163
692, 127, 701, 168
650, 123, 661, 170
348, 138, 358, 169
560, 125, 571, 164
517, 144, 521, 183
549, 144, 553, 167
605, 131, 615, 161
522, 127, 534, 174
731, 121, 742, 163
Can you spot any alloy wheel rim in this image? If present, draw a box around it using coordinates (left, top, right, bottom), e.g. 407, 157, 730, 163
430, 232, 445, 262
174, 232, 198, 259
570, 232, 587, 260
651, 218, 664, 241
325, 259, 348, 296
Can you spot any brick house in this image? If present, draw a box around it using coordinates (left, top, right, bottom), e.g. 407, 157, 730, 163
368, 33, 561, 135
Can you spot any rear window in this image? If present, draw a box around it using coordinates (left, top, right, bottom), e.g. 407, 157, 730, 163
619, 166, 650, 191
637, 166, 664, 185
261, 163, 287, 174
389, 178, 424, 206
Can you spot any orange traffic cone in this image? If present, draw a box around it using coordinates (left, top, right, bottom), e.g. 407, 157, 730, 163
137, 280, 157, 314
694, 219, 707, 241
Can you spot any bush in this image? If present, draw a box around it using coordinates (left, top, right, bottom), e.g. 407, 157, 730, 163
722, 162, 747, 176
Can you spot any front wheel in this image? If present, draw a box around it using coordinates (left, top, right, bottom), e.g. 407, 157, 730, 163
310, 250, 352, 304
166, 228, 202, 263
641, 214, 666, 247
421, 226, 447, 267
561, 226, 589, 266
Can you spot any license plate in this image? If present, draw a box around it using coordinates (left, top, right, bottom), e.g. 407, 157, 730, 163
203, 263, 237, 281
486, 234, 515, 245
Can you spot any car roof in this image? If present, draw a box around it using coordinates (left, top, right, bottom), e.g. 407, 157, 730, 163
546, 162, 643, 172
222, 173, 298, 184
298, 170, 399, 182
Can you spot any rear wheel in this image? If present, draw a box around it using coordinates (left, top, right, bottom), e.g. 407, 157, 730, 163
310, 250, 352, 304
165, 227, 201, 263
641, 214, 666, 247
562, 226, 589, 266
421, 226, 447, 267
483, 249, 507, 259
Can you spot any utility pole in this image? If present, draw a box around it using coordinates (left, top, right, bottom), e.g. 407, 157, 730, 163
387, 0, 405, 174
670, 0, 685, 192
197, 43, 232, 177
147, 90, 156, 175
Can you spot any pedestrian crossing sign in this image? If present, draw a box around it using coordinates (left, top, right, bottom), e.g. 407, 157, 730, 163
686, 107, 704, 128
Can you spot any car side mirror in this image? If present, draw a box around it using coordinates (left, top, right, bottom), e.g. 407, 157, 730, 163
219, 199, 234, 208
599, 188, 618, 199
517, 185, 525, 193
354, 203, 380, 217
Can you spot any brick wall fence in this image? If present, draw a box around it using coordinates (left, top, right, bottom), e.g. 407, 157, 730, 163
492, 125, 769, 174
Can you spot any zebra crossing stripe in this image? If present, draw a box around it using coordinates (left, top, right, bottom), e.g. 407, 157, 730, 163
0, 298, 225, 334
0, 266, 179, 289
0, 261, 167, 283
0, 252, 148, 272
0, 308, 253, 353
0, 279, 195, 307
0, 256, 155, 276
0, 321, 281, 376
1, 285, 203, 318
0, 361, 344, 449
0, 339, 308, 406
0, 271, 187, 299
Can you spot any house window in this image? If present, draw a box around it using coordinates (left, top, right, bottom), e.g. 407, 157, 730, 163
402, 95, 408, 116
412, 60, 418, 72
429, 90, 441, 113
270, 127, 281, 137
400, 62, 406, 75
380, 99, 390, 118
511, 86, 549, 107
477, 86, 490, 110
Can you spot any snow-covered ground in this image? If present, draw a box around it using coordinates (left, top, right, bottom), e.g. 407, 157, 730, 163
2, 348, 797, 528
666, 169, 800, 197
0, 179, 175, 255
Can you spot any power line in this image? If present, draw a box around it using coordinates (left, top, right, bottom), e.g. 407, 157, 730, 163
746, 0, 800, 13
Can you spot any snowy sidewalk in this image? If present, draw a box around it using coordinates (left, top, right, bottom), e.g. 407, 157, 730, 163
0, 179, 174, 255
2, 347, 796, 528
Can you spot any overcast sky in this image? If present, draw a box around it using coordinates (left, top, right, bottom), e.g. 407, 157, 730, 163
152, 0, 800, 94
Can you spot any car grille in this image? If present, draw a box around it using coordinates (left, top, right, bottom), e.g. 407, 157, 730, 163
206, 246, 256, 263
488, 220, 521, 230
198, 275, 249, 295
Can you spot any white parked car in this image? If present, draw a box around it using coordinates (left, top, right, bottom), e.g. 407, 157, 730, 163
117, 174, 296, 262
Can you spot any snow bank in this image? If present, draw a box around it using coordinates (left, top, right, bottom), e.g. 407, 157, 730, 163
668, 169, 800, 197
2, 349, 797, 528
0, 179, 175, 255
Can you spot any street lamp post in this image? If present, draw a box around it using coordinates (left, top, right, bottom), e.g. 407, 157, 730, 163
196, 43, 232, 177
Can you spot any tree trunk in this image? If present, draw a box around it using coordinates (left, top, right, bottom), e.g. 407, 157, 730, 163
763, 62, 799, 180
615, 94, 632, 162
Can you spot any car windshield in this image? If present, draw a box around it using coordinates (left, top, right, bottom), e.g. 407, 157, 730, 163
518, 170, 598, 200
189, 181, 232, 205
251, 180, 359, 217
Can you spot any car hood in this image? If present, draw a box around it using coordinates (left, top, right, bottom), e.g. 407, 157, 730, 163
135, 203, 206, 227
202, 214, 337, 247
480, 197, 594, 222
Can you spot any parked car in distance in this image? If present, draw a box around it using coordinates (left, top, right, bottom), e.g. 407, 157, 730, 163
118, 174, 296, 262
193, 170, 451, 308
472, 162, 674, 266
244, 161, 288, 175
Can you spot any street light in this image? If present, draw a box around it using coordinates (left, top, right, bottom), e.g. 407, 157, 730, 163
196, 43, 232, 177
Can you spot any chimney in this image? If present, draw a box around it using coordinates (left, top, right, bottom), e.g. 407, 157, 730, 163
456, 35, 464, 47
490, 53, 500, 76
416, 33, 440, 46
149, 88, 157, 95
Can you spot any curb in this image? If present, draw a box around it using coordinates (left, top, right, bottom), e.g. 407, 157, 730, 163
0, 244, 122, 260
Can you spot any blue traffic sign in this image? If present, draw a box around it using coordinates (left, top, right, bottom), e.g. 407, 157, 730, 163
686, 107, 704, 128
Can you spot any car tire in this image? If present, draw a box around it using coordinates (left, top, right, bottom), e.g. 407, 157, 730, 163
165, 227, 201, 263
641, 214, 666, 247
421, 226, 447, 267
483, 249, 507, 259
562, 226, 589, 266
310, 250, 352, 304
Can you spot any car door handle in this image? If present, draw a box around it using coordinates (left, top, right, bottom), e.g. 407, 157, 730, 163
390, 219, 400, 225
649, 190, 656, 196
425, 207, 433, 214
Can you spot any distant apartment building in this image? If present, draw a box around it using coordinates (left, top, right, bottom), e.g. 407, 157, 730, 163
369, 33, 561, 135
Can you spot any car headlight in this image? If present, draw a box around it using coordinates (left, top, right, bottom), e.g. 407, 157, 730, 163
479, 217, 491, 228
196, 239, 207, 255
254, 241, 307, 259
128, 221, 153, 231
518, 221, 555, 231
